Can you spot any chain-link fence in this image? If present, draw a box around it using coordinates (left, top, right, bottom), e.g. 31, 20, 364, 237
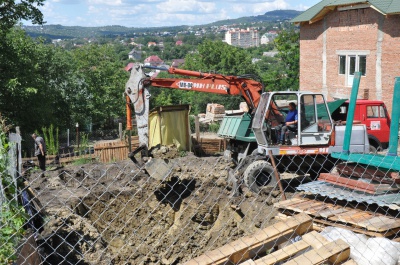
2, 130, 400, 265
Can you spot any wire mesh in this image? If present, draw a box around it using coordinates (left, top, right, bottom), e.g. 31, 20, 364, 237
2, 133, 400, 265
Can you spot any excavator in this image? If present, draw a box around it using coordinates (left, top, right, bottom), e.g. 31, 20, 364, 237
124, 63, 372, 194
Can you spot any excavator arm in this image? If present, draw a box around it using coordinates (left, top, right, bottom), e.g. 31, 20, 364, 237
124, 63, 264, 164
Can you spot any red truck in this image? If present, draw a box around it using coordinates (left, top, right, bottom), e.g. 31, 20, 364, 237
329, 99, 391, 151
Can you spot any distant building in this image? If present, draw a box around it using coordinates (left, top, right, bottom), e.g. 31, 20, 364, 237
171, 59, 185, 68
147, 42, 157, 47
225, 28, 260, 48
260, 31, 279, 45
263, 51, 278, 57
175, 40, 183, 46
260, 35, 270, 45
144, 55, 164, 67
128, 49, 142, 60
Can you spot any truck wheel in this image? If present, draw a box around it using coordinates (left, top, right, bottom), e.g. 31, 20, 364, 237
368, 135, 382, 153
369, 145, 377, 154
243, 160, 277, 193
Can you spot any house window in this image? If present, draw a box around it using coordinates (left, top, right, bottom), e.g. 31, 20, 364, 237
338, 54, 367, 76
339, 56, 346, 74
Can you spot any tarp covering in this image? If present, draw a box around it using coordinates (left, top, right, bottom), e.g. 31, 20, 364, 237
305, 99, 347, 120
148, 104, 191, 151
327, 99, 347, 113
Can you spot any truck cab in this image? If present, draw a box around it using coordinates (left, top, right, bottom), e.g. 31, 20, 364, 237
330, 99, 391, 150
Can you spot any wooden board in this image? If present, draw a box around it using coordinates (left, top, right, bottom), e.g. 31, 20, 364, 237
274, 196, 400, 237
185, 213, 312, 265
186, 215, 354, 265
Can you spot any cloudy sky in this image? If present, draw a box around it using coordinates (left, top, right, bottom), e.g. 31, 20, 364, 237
27, 0, 320, 28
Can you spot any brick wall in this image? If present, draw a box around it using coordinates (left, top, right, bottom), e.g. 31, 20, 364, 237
299, 7, 400, 115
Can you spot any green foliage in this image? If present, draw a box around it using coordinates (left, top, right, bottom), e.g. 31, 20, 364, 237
208, 122, 220, 133
184, 40, 257, 76
272, 30, 300, 90
72, 157, 93, 166
75, 132, 90, 156
0, 114, 27, 264
41, 124, 59, 156
0, 204, 27, 264
0, 0, 44, 33
70, 44, 127, 130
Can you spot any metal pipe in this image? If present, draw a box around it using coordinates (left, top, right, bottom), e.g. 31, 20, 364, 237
126, 95, 132, 153
342, 72, 361, 154
387, 77, 400, 156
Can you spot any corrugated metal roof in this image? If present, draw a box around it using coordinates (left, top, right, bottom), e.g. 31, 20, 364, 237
292, 0, 400, 23
297, 181, 400, 210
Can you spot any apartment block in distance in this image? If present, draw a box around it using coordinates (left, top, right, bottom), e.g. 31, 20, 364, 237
225, 28, 260, 48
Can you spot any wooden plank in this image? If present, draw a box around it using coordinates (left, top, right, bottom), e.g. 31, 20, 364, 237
318, 207, 348, 219
283, 239, 350, 265
301, 231, 329, 249
254, 238, 311, 265
185, 213, 312, 265
357, 216, 400, 231
283, 200, 323, 213
254, 231, 329, 265
274, 197, 307, 208
239, 260, 256, 265
335, 212, 372, 224
341, 260, 358, 265
312, 218, 397, 237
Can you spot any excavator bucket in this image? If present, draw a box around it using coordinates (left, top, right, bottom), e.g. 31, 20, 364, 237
144, 158, 174, 181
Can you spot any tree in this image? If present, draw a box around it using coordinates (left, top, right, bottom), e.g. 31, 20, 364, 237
272, 30, 300, 90
71, 44, 127, 130
0, 0, 44, 32
153, 40, 259, 113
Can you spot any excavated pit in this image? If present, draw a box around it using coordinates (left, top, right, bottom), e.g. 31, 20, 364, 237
27, 151, 288, 264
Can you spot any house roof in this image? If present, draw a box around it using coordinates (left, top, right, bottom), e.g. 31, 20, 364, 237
144, 55, 163, 62
292, 0, 400, 23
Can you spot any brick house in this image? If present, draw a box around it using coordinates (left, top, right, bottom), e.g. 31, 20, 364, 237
292, 0, 400, 114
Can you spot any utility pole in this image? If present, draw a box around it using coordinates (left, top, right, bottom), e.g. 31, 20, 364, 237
76, 123, 79, 149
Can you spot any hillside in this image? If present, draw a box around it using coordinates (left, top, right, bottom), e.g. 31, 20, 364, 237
23, 9, 301, 39
207, 10, 301, 26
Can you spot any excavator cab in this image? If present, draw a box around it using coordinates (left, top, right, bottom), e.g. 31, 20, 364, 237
252, 91, 334, 149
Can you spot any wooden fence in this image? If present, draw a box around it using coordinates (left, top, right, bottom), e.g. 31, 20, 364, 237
94, 136, 226, 163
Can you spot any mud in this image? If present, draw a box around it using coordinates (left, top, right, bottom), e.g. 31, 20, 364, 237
26, 150, 294, 264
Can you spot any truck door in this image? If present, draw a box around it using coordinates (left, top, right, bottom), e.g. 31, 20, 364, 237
364, 103, 391, 147
299, 94, 333, 145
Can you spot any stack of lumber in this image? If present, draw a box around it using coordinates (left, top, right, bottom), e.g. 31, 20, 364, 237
274, 196, 400, 239
185, 213, 354, 265
206, 103, 225, 114
205, 103, 226, 122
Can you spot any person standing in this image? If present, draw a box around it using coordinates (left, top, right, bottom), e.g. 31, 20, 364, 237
32, 133, 46, 172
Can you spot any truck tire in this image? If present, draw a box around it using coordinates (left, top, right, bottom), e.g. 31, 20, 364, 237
368, 135, 382, 153
243, 160, 277, 193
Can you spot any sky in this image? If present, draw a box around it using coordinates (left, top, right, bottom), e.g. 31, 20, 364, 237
26, 0, 321, 28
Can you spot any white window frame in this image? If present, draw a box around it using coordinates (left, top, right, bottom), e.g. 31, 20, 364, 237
337, 50, 369, 87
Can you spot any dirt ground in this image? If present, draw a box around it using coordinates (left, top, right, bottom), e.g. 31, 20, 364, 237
26, 147, 297, 265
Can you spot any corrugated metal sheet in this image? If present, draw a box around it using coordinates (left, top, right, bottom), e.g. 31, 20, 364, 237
297, 181, 400, 210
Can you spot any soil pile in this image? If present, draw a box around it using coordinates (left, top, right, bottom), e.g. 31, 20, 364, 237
26, 150, 290, 264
